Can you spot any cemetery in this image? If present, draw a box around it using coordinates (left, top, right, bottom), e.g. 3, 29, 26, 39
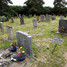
0, 0, 67, 67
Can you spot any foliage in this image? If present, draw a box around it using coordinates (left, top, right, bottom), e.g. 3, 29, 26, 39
0, 0, 12, 16
24, 0, 44, 15
54, 0, 67, 8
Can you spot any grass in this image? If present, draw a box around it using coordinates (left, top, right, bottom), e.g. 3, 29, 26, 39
0, 16, 67, 67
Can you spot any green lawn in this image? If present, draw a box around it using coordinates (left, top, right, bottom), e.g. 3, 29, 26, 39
0, 16, 67, 67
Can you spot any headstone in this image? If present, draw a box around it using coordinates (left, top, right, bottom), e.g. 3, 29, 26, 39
59, 20, 67, 33
16, 31, 32, 56
6, 26, 14, 41
52, 15, 56, 20
33, 16, 38, 29
60, 15, 64, 20
46, 14, 50, 22
0, 22, 4, 33
40, 15, 45, 22
19, 14, 24, 25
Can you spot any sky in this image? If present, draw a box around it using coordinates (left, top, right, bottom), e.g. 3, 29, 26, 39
10, 0, 54, 7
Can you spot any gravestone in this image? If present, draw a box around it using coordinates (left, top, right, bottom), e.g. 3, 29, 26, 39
40, 15, 45, 22
52, 15, 56, 20
60, 15, 64, 20
6, 26, 14, 41
46, 14, 50, 22
19, 14, 24, 25
0, 22, 4, 33
33, 16, 38, 29
16, 31, 32, 56
59, 20, 67, 33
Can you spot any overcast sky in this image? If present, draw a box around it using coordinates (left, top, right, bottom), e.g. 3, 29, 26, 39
10, 0, 54, 7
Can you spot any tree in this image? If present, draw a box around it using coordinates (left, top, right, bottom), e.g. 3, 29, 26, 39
54, 0, 67, 8
0, 0, 12, 16
24, 0, 44, 15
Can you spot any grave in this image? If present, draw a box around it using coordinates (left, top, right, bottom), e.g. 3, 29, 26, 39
60, 15, 64, 20
19, 14, 25, 25
46, 14, 50, 22
52, 15, 56, 20
16, 31, 33, 56
6, 26, 14, 41
33, 16, 38, 29
40, 15, 45, 22
59, 20, 67, 33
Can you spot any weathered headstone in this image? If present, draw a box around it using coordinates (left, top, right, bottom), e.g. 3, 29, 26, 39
16, 31, 32, 56
46, 14, 50, 22
59, 20, 67, 33
0, 22, 4, 33
40, 15, 45, 22
19, 14, 24, 25
60, 15, 64, 20
52, 15, 56, 20
6, 26, 14, 41
33, 16, 38, 29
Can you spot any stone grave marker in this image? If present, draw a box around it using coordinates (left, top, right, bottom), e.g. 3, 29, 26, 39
60, 15, 64, 20
33, 16, 38, 29
16, 31, 32, 56
6, 26, 14, 41
52, 15, 56, 20
0, 22, 4, 33
58, 20, 67, 33
40, 15, 45, 22
46, 14, 50, 22
19, 14, 25, 25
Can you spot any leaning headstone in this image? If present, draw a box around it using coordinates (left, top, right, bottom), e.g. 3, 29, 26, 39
6, 26, 14, 41
46, 14, 50, 22
19, 14, 24, 25
40, 15, 45, 22
16, 31, 32, 56
58, 20, 67, 33
0, 22, 4, 33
